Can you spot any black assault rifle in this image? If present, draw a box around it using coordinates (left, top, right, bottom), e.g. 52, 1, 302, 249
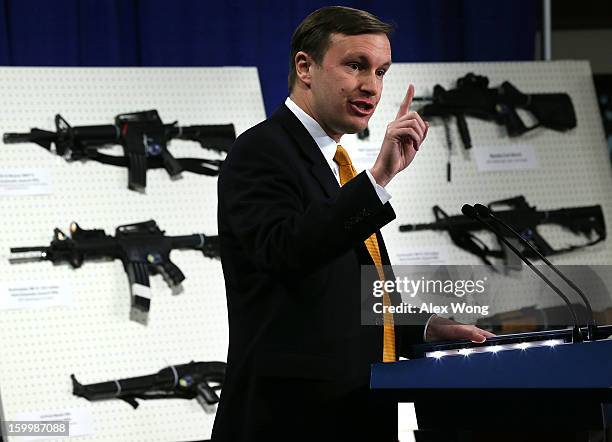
415, 73, 577, 150
9, 220, 220, 324
399, 196, 605, 267
71, 361, 226, 411
2, 110, 236, 191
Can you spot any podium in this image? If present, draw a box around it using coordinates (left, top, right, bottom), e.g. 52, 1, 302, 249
371, 336, 612, 432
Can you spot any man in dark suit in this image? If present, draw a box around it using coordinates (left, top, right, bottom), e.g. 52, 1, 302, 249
212, 6, 493, 441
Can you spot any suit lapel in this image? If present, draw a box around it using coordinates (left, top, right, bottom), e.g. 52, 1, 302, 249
271, 105, 339, 199
271, 105, 392, 266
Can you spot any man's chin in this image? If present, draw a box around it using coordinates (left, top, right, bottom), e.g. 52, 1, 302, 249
328, 116, 371, 138
342, 121, 370, 135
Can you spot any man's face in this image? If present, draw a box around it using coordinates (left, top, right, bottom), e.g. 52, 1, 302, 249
308, 33, 391, 141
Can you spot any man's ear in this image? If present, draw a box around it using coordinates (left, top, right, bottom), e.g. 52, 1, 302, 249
294, 51, 313, 88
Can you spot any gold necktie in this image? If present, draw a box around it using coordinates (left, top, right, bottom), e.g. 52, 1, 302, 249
334, 145, 396, 362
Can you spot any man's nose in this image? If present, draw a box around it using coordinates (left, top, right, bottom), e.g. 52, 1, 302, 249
359, 71, 379, 96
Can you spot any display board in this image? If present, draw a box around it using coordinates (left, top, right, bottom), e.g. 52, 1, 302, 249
0, 61, 610, 442
0, 67, 265, 441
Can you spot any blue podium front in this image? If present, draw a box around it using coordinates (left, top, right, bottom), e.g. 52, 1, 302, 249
371, 338, 612, 431
372, 339, 612, 390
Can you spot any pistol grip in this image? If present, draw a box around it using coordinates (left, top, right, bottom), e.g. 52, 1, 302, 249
159, 259, 186, 288
160, 148, 183, 178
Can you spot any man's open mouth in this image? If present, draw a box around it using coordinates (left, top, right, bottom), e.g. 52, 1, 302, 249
349, 100, 375, 116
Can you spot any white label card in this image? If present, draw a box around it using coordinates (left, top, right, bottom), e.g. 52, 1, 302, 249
0, 169, 52, 196
396, 247, 449, 265
0, 281, 73, 310
472, 144, 538, 172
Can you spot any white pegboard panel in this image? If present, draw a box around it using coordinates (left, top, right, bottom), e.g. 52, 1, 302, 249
0, 67, 266, 441
342, 61, 612, 319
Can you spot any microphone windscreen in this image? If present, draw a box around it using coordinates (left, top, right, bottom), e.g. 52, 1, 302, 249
474, 204, 491, 217
461, 204, 477, 218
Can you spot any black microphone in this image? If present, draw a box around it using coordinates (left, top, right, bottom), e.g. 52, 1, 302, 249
461, 204, 583, 343
474, 203, 597, 341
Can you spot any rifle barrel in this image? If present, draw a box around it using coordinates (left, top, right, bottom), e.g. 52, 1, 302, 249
399, 219, 474, 232
3, 132, 34, 143
8, 246, 49, 264
10, 246, 48, 253
8, 256, 46, 264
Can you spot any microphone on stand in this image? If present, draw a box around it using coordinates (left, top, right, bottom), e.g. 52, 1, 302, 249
473, 203, 597, 341
461, 204, 583, 343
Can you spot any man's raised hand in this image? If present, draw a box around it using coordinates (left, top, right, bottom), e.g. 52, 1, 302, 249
370, 84, 429, 187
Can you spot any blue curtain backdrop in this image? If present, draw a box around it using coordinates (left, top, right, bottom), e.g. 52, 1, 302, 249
0, 0, 540, 115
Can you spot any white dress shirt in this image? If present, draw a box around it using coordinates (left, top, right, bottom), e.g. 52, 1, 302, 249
284, 97, 391, 204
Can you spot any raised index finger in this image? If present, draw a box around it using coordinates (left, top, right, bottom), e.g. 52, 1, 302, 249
395, 84, 414, 119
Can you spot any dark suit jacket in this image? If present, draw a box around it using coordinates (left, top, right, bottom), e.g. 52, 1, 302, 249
212, 105, 427, 441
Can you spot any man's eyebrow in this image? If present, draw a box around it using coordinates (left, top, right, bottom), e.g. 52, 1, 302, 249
346, 54, 392, 68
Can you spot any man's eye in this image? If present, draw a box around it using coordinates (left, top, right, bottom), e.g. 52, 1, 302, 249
376, 69, 387, 77
348, 63, 360, 70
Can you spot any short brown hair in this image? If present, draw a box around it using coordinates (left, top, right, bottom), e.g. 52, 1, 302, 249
288, 6, 394, 93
